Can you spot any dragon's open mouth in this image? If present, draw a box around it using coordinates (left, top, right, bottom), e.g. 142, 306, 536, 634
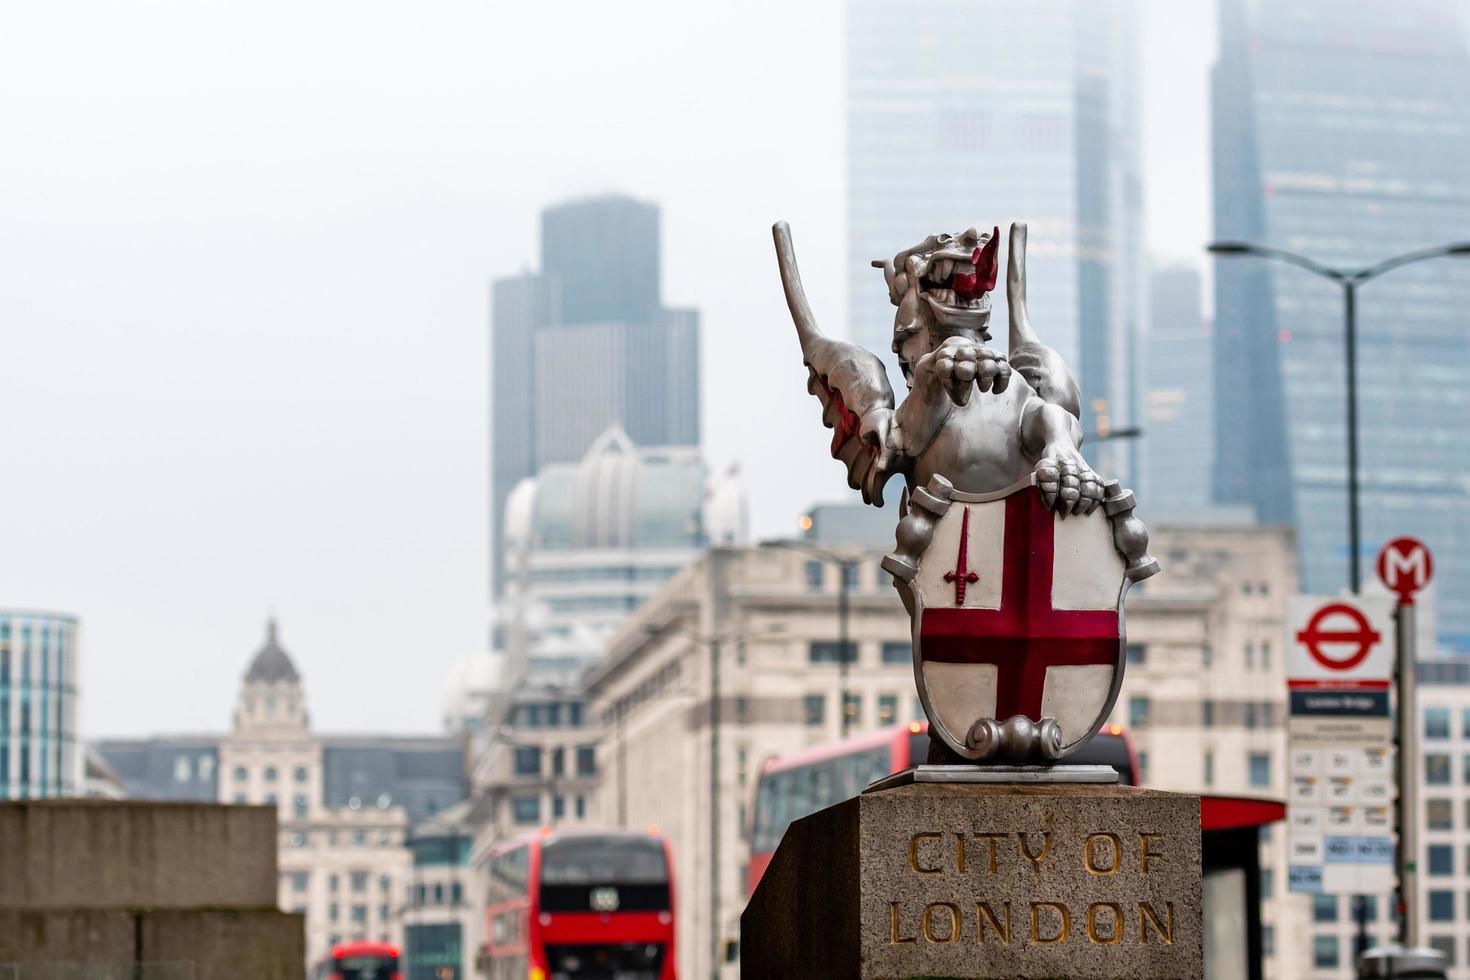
920, 249, 988, 312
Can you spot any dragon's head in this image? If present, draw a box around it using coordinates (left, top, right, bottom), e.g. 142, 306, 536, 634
874, 226, 1000, 383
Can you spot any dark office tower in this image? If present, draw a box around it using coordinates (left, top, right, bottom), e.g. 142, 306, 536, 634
489, 196, 701, 596
846, 0, 1144, 481
1212, 0, 1470, 647
541, 195, 660, 326
1143, 267, 1212, 509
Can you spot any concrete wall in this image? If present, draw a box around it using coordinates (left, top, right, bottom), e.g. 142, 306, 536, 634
0, 800, 302, 979
0, 801, 277, 910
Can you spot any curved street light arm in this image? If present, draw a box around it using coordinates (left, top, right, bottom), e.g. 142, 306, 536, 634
1208, 241, 1347, 282
1353, 243, 1470, 283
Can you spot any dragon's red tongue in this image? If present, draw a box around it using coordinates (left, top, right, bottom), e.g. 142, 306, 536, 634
949, 226, 1000, 300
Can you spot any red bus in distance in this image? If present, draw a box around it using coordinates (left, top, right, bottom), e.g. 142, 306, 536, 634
483, 827, 676, 980
311, 939, 400, 980
746, 720, 1139, 895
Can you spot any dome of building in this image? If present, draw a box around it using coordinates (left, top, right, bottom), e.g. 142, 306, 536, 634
244, 618, 300, 684
523, 424, 709, 552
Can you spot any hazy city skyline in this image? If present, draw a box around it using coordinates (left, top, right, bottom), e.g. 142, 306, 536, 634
1, 0, 1217, 735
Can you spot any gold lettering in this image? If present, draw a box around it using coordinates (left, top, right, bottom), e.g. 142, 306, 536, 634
1085, 903, 1123, 945
1029, 902, 1070, 944
1139, 902, 1174, 944
976, 902, 1011, 944
888, 902, 916, 945
1084, 833, 1122, 875
908, 832, 941, 874
955, 833, 967, 873
1139, 833, 1165, 873
972, 833, 1005, 873
1019, 832, 1053, 870
922, 902, 960, 944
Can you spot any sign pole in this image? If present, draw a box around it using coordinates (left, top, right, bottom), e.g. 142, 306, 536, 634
1395, 599, 1418, 948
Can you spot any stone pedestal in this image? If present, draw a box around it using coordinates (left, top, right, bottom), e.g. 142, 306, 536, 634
741, 782, 1202, 980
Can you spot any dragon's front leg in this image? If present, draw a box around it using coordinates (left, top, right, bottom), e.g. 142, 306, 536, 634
1021, 400, 1103, 515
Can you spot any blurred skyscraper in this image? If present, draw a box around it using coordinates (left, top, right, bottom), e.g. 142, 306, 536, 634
489, 195, 701, 597
1144, 267, 1214, 510
845, 0, 1144, 478
1212, 0, 1470, 649
0, 610, 80, 799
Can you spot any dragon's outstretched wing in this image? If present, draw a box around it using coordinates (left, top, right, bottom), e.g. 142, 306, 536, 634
1006, 221, 1081, 418
773, 221, 897, 506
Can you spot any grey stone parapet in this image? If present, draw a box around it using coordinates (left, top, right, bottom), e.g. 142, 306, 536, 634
741, 781, 1202, 979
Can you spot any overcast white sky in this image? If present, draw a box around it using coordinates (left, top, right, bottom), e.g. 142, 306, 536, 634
0, 1, 1217, 736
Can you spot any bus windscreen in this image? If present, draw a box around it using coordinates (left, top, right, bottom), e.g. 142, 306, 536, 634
539, 834, 670, 912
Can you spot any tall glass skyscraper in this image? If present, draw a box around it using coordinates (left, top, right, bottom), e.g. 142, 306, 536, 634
1212, 0, 1470, 648
846, 0, 1144, 478
489, 195, 701, 596
1144, 266, 1213, 510
0, 610, 79, 798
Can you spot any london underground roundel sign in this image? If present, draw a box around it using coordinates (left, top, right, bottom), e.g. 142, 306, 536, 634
1376, 536, 1432, 605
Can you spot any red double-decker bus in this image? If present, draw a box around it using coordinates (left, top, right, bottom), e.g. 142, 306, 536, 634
483, 827, 676, 980
311, 939, 401, 980
746, 720, 1138, 894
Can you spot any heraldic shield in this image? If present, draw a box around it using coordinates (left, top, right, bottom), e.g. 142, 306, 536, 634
900, 476, 1130, 763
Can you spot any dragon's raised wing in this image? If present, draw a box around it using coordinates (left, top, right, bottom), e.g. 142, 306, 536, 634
773, 221, 897, 506
1006, 222, 1081, 418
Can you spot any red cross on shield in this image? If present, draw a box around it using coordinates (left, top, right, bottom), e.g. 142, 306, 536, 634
909, 479, 1129, 761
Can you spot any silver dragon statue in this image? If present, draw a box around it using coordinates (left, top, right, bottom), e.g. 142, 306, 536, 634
775, 220, 1159, 769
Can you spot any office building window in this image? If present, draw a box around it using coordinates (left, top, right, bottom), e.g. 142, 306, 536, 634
511, 796, 540, 824
1428, 799, 1453, 829
1313, 935, 1339, 969
264, 766, 277, 783
513, 746, 541, 776
233, 766, 247, 782
351, 871, 368, 892
1429, 844, 1454, 876
1463, 708, 1470, 739
1426, 708, 1450, 739
1125, 643, 1146, 665
552, 795, 565, 819
575, 795, 586, 819
1262, 926, 1274, 957
1129, 696, 1149, 728
1260, 868, 1272, 898
291, 872, 309, 892
1137, 751, 1149, 782
843, 694, 861, 725
551, 747, 564, 777
841, 563, 858, 588
878, 695, 898, 725
1313, 894, 1337, 922
1428, 890, 1454, 921
1429, 936, 1456, 967
1426, 754, 1451, 785
1203, 751, 1214, 787
808, 641, 848, 664
351, 904, 367, 923
804, 561, 823, 591
803, 694, 825, 726
294, 766, 308, 782
173, 755, 192, 783
881, 641, 910, 665
1244, 704, 1258, 729
575, 745, 596, 777
1201, 700, 1214, 727
1248, 753, 1270, 788
293, 794, 308, 818
329, 903, 340, 923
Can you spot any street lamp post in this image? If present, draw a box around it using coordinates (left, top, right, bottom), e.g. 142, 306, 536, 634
1209, 238, 1470, 952
765, 540, 859, 738
639, 621, 785, 980
1206, 240, 1470, 592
